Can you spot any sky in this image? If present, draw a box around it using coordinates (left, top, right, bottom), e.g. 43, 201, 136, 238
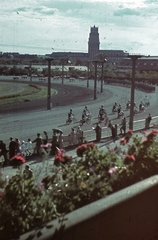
0, 0, 158, 56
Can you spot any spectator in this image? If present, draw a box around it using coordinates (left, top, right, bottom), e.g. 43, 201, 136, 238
21, 140, 26, 156
9, 137, 16, 159
76, 126, 83, 144
32, 133, 43, 156
0, 140, 8, 166
25, 138, 33, 156
93, 123, 102, 142
58, 132, 64, 149
120, 117, 126, 135
43, 131, 48, 145
15, 138, 22, 155
146, 114, 152, 129
43, 131, 49, 153
69, 128, 76, 145
117, 104, 121, 118
108, 120, 116, 141
51, 132, 58, 155
23, 164, 33, 179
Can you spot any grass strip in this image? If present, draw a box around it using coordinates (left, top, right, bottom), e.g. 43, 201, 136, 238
0, 83, 54, 105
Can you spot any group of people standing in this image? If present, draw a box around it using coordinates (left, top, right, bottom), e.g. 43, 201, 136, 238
0, 137, 33, 166
0, 132, 48, 166
0, 126, 84, 167
68, 126, 83, 146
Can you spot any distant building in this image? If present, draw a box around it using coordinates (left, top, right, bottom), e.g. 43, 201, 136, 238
48, 26, 128, 63
118, 57, 158, 73
50, 51, 89, 62
1, 52, 38, 61
3, 26, 158, 72
99, 49, 129, 64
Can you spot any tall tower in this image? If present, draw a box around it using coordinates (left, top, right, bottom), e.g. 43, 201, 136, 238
88, 25, 100, 59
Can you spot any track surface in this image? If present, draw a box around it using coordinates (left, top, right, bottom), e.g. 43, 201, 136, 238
0, 77, 158, 146
0, 80, 95, 114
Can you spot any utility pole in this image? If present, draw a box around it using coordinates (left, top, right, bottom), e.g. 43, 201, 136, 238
46, 58, 54, 110
128, 54, 142, 130
100, 58, 107, 93
93, 60, 98, 100
61, 59, 71, 84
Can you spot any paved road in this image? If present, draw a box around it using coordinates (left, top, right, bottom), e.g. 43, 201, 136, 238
0, 78, 157, 146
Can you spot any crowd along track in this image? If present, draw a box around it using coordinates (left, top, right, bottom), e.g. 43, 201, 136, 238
0, 77, 158, 146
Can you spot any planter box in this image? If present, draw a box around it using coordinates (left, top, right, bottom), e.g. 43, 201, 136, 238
20, 175, 158, 240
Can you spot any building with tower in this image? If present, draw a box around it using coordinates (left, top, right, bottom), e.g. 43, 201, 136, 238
47, 26, 128, 63
88, 25, 100, 59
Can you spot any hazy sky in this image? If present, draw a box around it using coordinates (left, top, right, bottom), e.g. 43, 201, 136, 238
1, 0, 158, 56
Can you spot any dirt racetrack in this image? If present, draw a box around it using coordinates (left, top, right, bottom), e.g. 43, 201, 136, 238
0, 81, 96, 114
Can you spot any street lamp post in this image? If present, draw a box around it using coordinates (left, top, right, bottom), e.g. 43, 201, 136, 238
100, 58, 107, 93
93, 60, 98, 100
46, 58, 54, 110
128, 54, 142, 130
61, 59, 71, 84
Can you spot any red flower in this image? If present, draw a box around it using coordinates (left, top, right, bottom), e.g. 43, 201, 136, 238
120, 138, 127, 145
10, 155, 26, 167
152, 129, 158, 134
141, 130, 146, 135
124, 154, 136, 164
127, 129, 133, 135
87, 142, 96, 148
147, 130, 158, 140
142, 139, 152, 146
108, 167, 117, 174
54, 153, 72, 166
63, 155, 72, 163
76, 144, 88, 157
123, 129, 133, 143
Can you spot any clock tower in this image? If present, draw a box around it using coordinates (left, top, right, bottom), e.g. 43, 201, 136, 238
88, 25, 100, 59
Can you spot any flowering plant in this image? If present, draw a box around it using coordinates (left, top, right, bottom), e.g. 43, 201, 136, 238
0, 172, 6, 188
54, 148, 72, 166
76, 142, 96, 157
0, 129, 158, 238
110, 129, 158, 191
41, 175, 53, 189
9, 154, 26, 167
